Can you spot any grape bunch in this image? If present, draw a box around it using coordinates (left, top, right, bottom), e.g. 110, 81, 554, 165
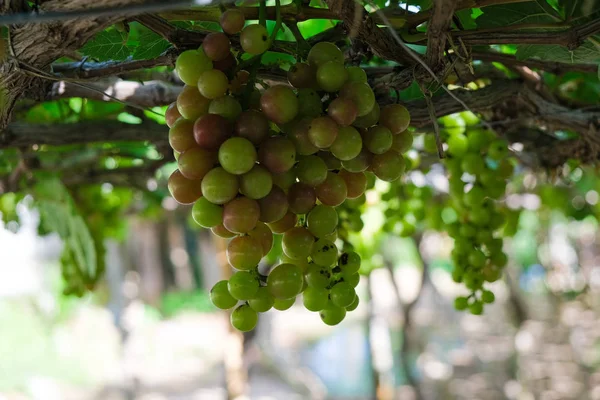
442, 122, 514, 314
165, 14, 412, 331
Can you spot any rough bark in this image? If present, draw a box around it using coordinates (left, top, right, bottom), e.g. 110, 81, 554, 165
0, 0, 149, 130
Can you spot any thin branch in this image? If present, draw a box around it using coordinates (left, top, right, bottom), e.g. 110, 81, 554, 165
49, 78, 182, 107
0, 0, 196, 26
405, 0, 529, 27
1, 120, 167, 148
324, 0, 417, 65
52, 52, 178, 79
425, 0, 458, 68
472, 50, 598, 74
451, 18, 600, 48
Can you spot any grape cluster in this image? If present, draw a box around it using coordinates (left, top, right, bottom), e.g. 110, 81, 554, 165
165, 14, 412, 331
442, 122, 514, 314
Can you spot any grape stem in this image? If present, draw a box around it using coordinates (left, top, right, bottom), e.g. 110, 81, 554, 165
270, 0, 283, 40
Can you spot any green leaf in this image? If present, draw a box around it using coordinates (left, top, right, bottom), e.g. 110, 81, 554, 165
81, 29, 131, 61
132, 31, 171, 60
516, 41, 600, 63
68, 215, 97, 280
455, 9, 477, 30
560, 0, 600, 19
476, 2, 559, 28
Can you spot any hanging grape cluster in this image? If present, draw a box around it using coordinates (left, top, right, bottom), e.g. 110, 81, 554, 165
165, 12, 412, 331
443, 121, 514, 314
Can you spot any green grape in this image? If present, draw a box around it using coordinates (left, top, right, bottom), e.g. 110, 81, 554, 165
353, 101, 380, 129
439, 114, 466, 136
209, 96, 242, 121
316, 172, 348, 207
307, 42, 344, 68
223, 196, 260, 233
303, 286, 329, 311
316, 61, 348, 92
295, 155, 328, 186
363, 125, 393, 154
198, 69, 229, 99
305, 264, 331, 289
169, 118, 197, 153
267, 263, 304, 299
212, 224, 236, 238
463, 186, 486, 207
297, 89, 323, 118
318, 150, 342, 170
202, 32, 231, 61
497, 159, 514, 179
308, 116, 339, 149
258, 136, 297, 174
288, 183, 317, 214
273, 297, 296, 311
267, 211, 297, 234
391, 130, 413, 154
240, 165, 273, 199
423, 134, 438, 154
231, 304, 258, 331
339, 251, 361, 275
201, 167, 239, 204
249, 287, 275, 312
168, 170, 202, 205
272, 169, 297, 191
287, 62, 317, 89
235, 110, 270, 145
178, 147, 217, 181
447, 133, 469, 157
346, 66, 367, 83
459, 224, 476, 238
460, 111, 479, 126
378, 104, 410, 134
227, 235, 263, 270
220, 9, 245, 34
240, 24, 271, 55
488, 139, 509, 160
320, 303, 346, 325
454, 296, 469, 310
328, 97, 358, 127
282, 227, 315, 259
371, 151, 406, 182
210, 280, 237, 309
481, 290, 495, 303
165, 102, 182, 128
248, 222, 274, 256
338, 170, 367, 199
330, 126, 363, 161
346, 296, 359, 311
490, 251, 508, 267
341, 149, 372, 173
469, 300, 483, 315
343, 272, 360, 288
175, 49, 213, 86
177, 85, 211, 121
192, 197, 223, 228
287, 117, 319, 156
261, 85, 299, 125
218, 137, 257, 175
451, 268, 464, 283
228, 271, 259, 300
307, 205, 338, 237
330, 282, 356, 307
460, 153, 485, 175
193, 114, 232, 150
340, 82, 375, 116
467, 128, 494, 153
311, 239, 338, 267
482, 265, 501, 282
468, 249, 486, 268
